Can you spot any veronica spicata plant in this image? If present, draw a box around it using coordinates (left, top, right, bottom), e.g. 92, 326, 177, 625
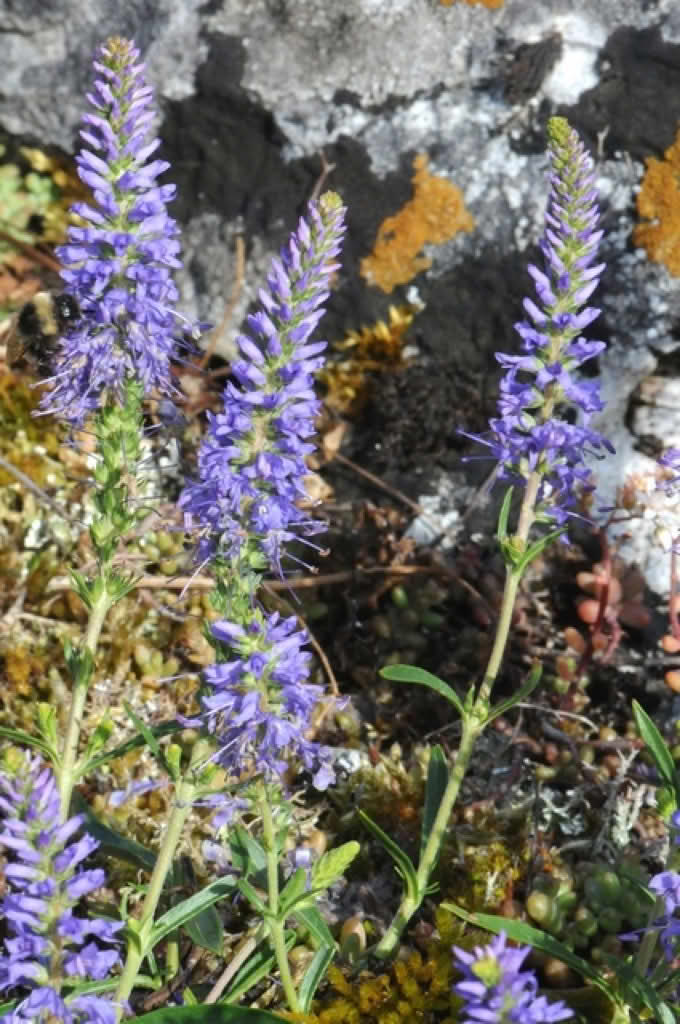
174, 192, 359, 1015
0, 36, 216, 1024
371, 117, 614, 960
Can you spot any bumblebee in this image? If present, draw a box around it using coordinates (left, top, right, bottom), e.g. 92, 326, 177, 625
5, 291, 81, 374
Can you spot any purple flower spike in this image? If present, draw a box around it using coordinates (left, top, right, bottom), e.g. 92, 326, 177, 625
193, 609, 336, 790
40, 37, 193, 425
0, 756, 121, 1022
452, 932, 572, 1022
180, 191, 346, 576
463, 117, 613, 524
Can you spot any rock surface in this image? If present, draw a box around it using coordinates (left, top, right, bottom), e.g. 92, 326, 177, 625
3, 0, 680, 590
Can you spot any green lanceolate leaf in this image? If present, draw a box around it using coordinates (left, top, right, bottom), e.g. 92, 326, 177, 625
299, 943, 336, 1012
123, 702, 176, 780
183, 902, 223, 954
513, 528, 567, 575
496, 486, 513, 544
129, 1005, 289, 1022
278, 867, 310, 915
441, 903, 617, 1002
311, 841, 360, 892
151, 877, 236, 949
421, 745, 448, 861
230, 824, 267, 875
81, 715, 115, 763
632, 700, 679, 800
486, 662, 542, 725
294, 905, 336, 949
35, 703, 58, 748
379, 664, 466, 718
358, 810, 419, 903
71, 793, 156, 871
222, 932, 295, 1004
82, 719, 183, 774
0, 725, 53, 759
237, 878, 268, 916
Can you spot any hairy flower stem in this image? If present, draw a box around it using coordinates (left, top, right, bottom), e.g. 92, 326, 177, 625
58, 586, 114, 820
260, 788, 301, 1013
375, 490, 534, 960
114, 767, 200, 1019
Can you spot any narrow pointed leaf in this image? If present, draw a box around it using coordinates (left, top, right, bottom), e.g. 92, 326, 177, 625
358, 809, 419, 903
223, 931, 296, 1004
295, 905, 336, 949
299, 943, 336, 1011
421, 745, 448, 860
632, 700, 678, 793
0, 726, 52, 758
230, 824, 267, 874
441, 902, 616, 1000
124, 701, 175, 780
71, 792, 156, 870
152, 877, 235, 948
486, 663, 542, 724
129, 1005, 289, 1022
379, 664, 465, 717
83, 719, 183, 774
278, 868, 309, 915
237, 878, 268, 916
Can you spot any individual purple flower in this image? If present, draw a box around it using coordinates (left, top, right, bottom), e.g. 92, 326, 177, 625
40, 37, 193, 426
190, 609, 336, 790
463, 117, 613, 524
0, 756, 122, 1022
452, 932, 572, 1023
180, 191, 346, 576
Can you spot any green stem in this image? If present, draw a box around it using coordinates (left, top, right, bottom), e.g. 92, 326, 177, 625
260, 786, 301, 1013
114, 772, 198, 1019
374, 478, 541, 960
58, 585, 113, 820
373, 714, 482, 959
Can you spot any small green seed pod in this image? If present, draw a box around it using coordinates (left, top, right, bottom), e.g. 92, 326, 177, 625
390, 585, 409, 609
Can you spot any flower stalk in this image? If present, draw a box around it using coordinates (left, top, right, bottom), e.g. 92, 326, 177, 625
260, 787, 302, 1013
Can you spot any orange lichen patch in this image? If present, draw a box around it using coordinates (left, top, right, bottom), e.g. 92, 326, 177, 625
440, 0, 504, 8
635, 129, 680, 276
319, 303, 417, 412
360, 154, 474, 293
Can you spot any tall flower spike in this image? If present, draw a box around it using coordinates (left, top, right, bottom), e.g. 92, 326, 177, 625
41, 37, 191, 426
463, 117, 613, 524
0, 756, 122, 1023
180, 191, 346, 575
180, 193, 346, 794
452, 932, 572, 1023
